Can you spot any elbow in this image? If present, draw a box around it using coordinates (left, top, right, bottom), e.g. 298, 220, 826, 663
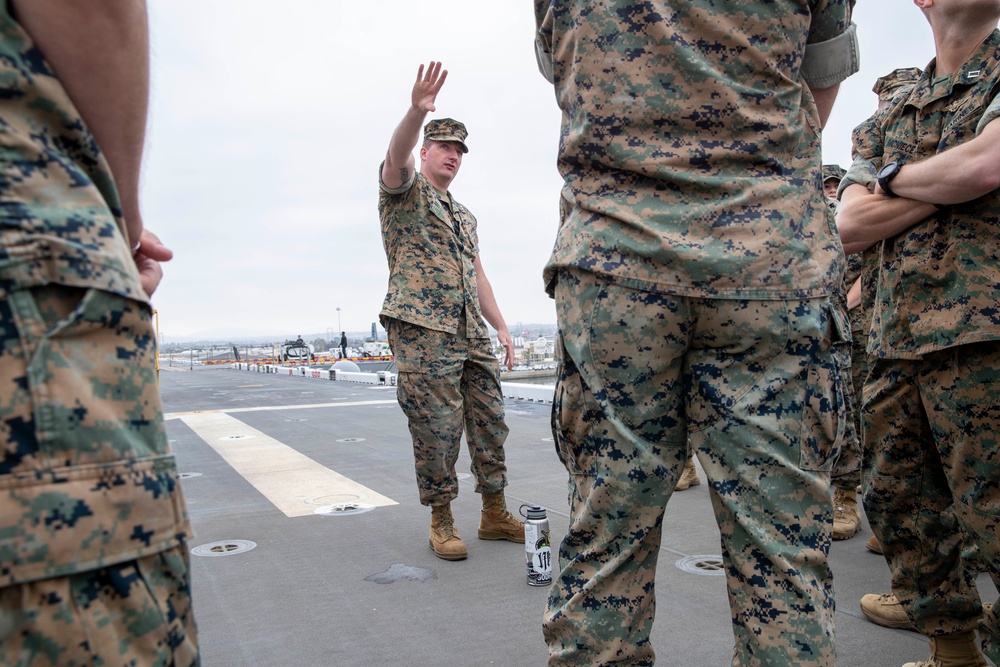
835, 212, 861, 245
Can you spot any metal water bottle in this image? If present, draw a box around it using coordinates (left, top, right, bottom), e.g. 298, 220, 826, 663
522, 505, 552, 586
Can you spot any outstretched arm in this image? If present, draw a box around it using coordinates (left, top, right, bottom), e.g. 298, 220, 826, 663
381, 61, 448, 189
474, 254, 514, 371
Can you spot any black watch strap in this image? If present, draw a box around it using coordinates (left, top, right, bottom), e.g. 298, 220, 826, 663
877, 161, 902, 197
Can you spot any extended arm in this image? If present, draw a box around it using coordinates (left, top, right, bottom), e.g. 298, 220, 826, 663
12, 0, 149, 247
474, 254, 514, 371
381, 62, 447, 190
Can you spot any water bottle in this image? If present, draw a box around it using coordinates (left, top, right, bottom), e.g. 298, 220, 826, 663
521, 505, 552, 586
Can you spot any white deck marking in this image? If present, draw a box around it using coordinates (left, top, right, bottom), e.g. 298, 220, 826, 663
164, 399, 398, 421
179, 412, 397, 517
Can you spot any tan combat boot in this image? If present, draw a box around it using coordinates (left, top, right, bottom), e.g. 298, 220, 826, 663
902, 631, 988, 667
429, 504, 467, 561
674, 457, 701, 491
478, 491, 525, 542
860, 593, 916, 630
833, 485, 861, 540
866, 534, 884, 554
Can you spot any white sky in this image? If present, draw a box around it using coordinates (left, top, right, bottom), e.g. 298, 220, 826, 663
143, 1, 938, 342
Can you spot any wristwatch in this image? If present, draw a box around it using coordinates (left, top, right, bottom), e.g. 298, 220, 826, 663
877, 161, 902, 197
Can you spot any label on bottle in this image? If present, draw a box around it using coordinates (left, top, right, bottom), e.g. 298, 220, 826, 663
525, 521, 552, 586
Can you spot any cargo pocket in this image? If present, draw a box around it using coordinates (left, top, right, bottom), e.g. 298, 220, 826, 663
12, 286, 162, 463
798, 300, 849, 472
550, 335, 599, 477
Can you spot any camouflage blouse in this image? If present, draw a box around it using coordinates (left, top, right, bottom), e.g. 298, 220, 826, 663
852, 30, 1000, 358
378, 169, 488, 339
534, 0, 855, 301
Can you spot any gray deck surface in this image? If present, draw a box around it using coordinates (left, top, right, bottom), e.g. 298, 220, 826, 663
161, 366, 995, 666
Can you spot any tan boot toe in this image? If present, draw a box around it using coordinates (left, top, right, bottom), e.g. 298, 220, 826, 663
479, 491, 525, 542
430, 505, 468, 561
860, 593, 915, 630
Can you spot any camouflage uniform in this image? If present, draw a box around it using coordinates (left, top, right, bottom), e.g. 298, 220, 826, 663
840, 66, 922, 405
534, 1, 858, 665
378, 166, 510, 507
0, 9, 198, 667
844, 30, 1000, 656
824, 164, 862, 492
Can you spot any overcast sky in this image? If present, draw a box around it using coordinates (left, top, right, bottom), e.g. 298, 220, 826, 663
143, 1, 938, 342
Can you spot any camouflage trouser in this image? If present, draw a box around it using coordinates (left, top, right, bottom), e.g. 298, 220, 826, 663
862, 344, 1000, 656
385, 318, 510, 507
848, 309, 871, 444
0, 285, 198, 666
831, 299, 862, 489
0, 546, 198, 667
544, 269, 848, 667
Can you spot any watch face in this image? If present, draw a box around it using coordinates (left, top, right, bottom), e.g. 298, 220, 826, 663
878, 161, 899, 179
877, 161, 901, 196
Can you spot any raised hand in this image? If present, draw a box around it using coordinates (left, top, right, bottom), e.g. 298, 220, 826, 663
411, 61, 448, 113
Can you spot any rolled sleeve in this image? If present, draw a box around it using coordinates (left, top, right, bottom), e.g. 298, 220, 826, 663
378, 161, 416, 195
838, 155, 878, 198
534, 3, 554, 83
976, 94, 1000, 135
803, 22, 860, 88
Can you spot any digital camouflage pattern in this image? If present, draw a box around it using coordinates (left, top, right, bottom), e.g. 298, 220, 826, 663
823, 191, 861, 490
0, 12, 144, 301
534, 1, 856, 664
831, 291, 861, 489
0, 8, 197, 665
852, 30, 1000, 359
0, 287, 189, 584
1, 546, 197, 666
385, 318, 509, 506
0, 287, 197, 664
822, 164, 846, 185
843, 32, 1000, 663
846, 246, 874, 447
862, 348, 1000, 657
378, 169, 487, 339
535, 0, 853, 302
546, 269, 848, 667
423, 118, 469, 154
872, 66, 923, 103
379, 164, 510, 507
840, 71, 920, 464
842, 75, 990, 638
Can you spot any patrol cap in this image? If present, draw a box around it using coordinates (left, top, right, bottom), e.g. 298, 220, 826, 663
872, 67, 922, 101
823, 164, 846, 183
423, 118, 469, 153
